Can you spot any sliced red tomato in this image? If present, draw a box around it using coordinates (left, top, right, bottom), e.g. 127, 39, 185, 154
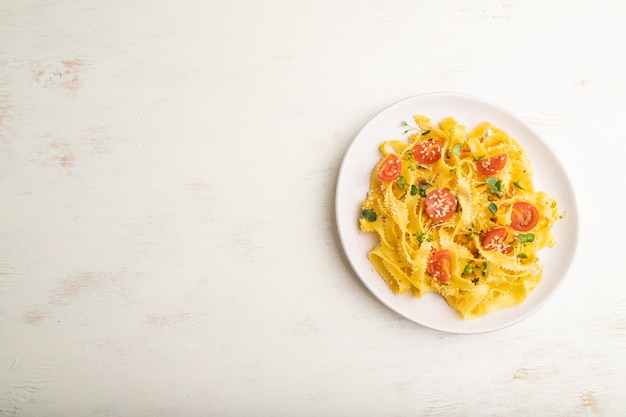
482, 227, 514, 254
413, 140, 442, 164
476, 153, 507, 176
378, 154, 401, 181
510, 201, 539, 231
424, 188, 457, 221
428, 250, 451, 283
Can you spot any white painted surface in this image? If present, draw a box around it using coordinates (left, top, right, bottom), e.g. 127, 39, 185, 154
0, 0, 624, 415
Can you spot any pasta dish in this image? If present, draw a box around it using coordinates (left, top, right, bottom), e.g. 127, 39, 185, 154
359, 115, 561, 319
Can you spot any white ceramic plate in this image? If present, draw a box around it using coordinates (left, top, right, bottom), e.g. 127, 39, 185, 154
335, 92, 578, 334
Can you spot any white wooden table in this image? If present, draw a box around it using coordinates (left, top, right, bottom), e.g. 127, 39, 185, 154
1, 1, 624, 415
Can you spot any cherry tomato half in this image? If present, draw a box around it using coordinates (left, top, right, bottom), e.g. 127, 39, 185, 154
476, 153, 507, 176
424, 188, 457, 221
510, 201, 539, 232
482, 227, 514, 254
428, 250, 451, 283
378, 154, 401, 181
413, 140, 442, 164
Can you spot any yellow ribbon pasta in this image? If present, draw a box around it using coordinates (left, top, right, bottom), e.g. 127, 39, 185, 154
359, 115, 561, 319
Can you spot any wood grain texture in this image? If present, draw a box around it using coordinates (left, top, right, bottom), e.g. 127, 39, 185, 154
1, 0, 625, 415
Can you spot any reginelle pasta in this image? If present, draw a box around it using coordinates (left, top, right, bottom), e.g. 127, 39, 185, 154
359, 115, 560, 319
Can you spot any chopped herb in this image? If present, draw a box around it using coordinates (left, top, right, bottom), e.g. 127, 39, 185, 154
488, 202, 498, 215
482, 261, 489, 277
361, 209, 377, 222
463, 263, 473, 275
452, 143, 462, 157
397, 176, 406, 190
512, 178, 526, 190
449, 167, 457, 173
465, 223, 476, 238
517, 253, 528, 259
410, 184, 418, 196
485, 176, 503, 197
413, 231, 432, 243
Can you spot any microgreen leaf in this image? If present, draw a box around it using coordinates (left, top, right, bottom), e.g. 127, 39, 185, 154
419, 184, 427, 198
485, 176, 503, 197
452, 143, 462, 157
517, 233, 535, 244
517, 253, 528, 259
401, 121, 415, 134
463, 263, 473, 275
482, 261, 489, 277
421, 129, 431, 136
397, 176, 406, 190
488, 202, 498, 215
361, 209, 377, 222
410, 184, 418, 196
